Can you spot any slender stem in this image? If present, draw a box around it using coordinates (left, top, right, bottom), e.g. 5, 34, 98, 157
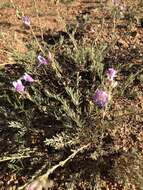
44, 143, 90, 178
10, 0, 16, 9
112, 10, 116, 34
0, 155, 30, 163
30, 26, 45, 55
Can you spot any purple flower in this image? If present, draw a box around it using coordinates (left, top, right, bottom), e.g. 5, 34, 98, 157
93, 89, 109, 108
37, 55, 48, 65
106, 68, 117, 81
22, 73, 34, 82
12, 80, 25, 93
22, 16, 30, 27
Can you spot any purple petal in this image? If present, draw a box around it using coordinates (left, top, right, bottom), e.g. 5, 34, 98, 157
106, 68, 117, 81
13, 80, 25, 93
23, 73, 34, 82
37, 55, 48, 65
22, 16, 30, 27
93, 89, 109, 108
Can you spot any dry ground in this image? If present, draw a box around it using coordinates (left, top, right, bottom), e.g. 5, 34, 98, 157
0, 0, 143, 189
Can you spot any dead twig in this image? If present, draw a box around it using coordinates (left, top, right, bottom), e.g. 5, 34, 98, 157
18, 143, 90, 190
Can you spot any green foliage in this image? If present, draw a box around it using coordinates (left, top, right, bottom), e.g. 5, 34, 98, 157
0, 1, 143, 189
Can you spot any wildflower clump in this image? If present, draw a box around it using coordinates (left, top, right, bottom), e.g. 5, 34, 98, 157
1, 1, 141, 190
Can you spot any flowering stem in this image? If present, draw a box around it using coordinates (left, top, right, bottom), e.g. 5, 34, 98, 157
30, 26, 45, 55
